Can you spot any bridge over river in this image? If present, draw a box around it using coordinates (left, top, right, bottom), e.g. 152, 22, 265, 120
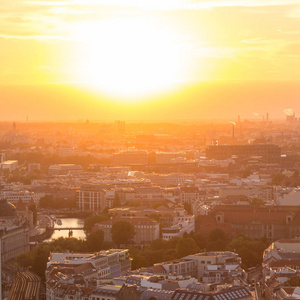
53, 227, 84, 230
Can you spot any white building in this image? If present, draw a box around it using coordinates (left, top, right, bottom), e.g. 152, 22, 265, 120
47, 249, 131, 279
276, 189, 300, 206
0, 190, 45, 206
0, 160, 18, 172
76, 185, 105, 211
184, 251, 242, 280
48, 164, 83, 176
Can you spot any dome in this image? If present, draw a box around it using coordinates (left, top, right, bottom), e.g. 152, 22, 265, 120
0, 199, 17, 217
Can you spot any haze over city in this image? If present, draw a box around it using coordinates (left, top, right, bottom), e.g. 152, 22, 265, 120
2, 1, 300, 300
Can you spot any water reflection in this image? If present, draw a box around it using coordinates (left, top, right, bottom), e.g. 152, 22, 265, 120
51, 218, 86, 240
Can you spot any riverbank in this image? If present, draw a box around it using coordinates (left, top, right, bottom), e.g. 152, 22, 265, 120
29, 213, 86, 242
29, 214, 54, 242
30, 227, 54, 243
40, 209, 92, 219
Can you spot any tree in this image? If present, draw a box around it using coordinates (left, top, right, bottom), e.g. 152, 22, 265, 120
226, 235, 268, 269
208, 228, 226, 241
86, 229, 105, 251
39, 195, 53, 208
112, 220, 135, 247
84, 213, 109, 234
32, 243, 51, 279
176, 238, 200, 258
207, 228, 227, 251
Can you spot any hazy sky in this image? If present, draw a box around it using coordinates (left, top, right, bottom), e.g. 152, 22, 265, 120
1, 0, 300, 120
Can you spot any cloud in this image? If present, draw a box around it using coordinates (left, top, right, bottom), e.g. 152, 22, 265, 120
279, 43, 300, 55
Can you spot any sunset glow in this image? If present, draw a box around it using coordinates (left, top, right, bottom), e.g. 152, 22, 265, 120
69, 17, 189, 100
0, 0, 300, 119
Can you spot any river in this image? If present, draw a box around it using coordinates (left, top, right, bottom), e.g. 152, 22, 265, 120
50, 217, 86, 240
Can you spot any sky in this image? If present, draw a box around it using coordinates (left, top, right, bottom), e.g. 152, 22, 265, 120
1, 0, 300, 121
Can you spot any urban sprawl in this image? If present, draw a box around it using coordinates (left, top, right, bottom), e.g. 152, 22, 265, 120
1, 116, 300, 300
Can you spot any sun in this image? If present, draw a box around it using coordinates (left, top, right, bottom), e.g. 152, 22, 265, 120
69, 17, 188, 101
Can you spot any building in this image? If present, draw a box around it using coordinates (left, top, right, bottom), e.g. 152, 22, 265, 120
184, 252, 242, 281
276, 287, 300, 299
219, 186, 275, 202
156, 152, 187, 164
90, 285, 122, 300
149, 173, 195, 187
95, 217, 160, 244
0, 190, 44, 206
171, 286, 252, 300
0, 160, 18, 172
48, 164, 83, 176
124, 274, 199, 290
196, 205, 300, 241
150, 259, 198, 279
206, 144, 281, 163
162, 217, 195, 241
109, 205, 194, 230
47, 249, 131, 279
0, 199, 30, 262
28, 163, 41, 173
263, 238, 300, 265
276, 190, 300, 206
112, 150, 148, 166
0, 153, 6, 163
76, 185, 105, 212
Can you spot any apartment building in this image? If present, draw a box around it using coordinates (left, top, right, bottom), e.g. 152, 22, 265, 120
206, 144, 281, 163
197, 205, 300, 241
95, 217, 160, 244
47, 249, 131, 279
184, 252, 242, 280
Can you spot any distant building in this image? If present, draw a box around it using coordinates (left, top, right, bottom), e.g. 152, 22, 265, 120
0, 190, 44, 206
109, 205, 194, 232
162, 206, 195, 240
0, 153, 6, 163
48, 164, 83, 176
149, 173, 195, 187
0, 160, 18, 172
28, 163, 41, 173
95, 217, 160, 244
219, 186, 275, 202
206, 144, 281, 163
196, 205, 300, 241
112, 150, 148, 166
276, 189, 300, 206
156, 152, 187, 164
